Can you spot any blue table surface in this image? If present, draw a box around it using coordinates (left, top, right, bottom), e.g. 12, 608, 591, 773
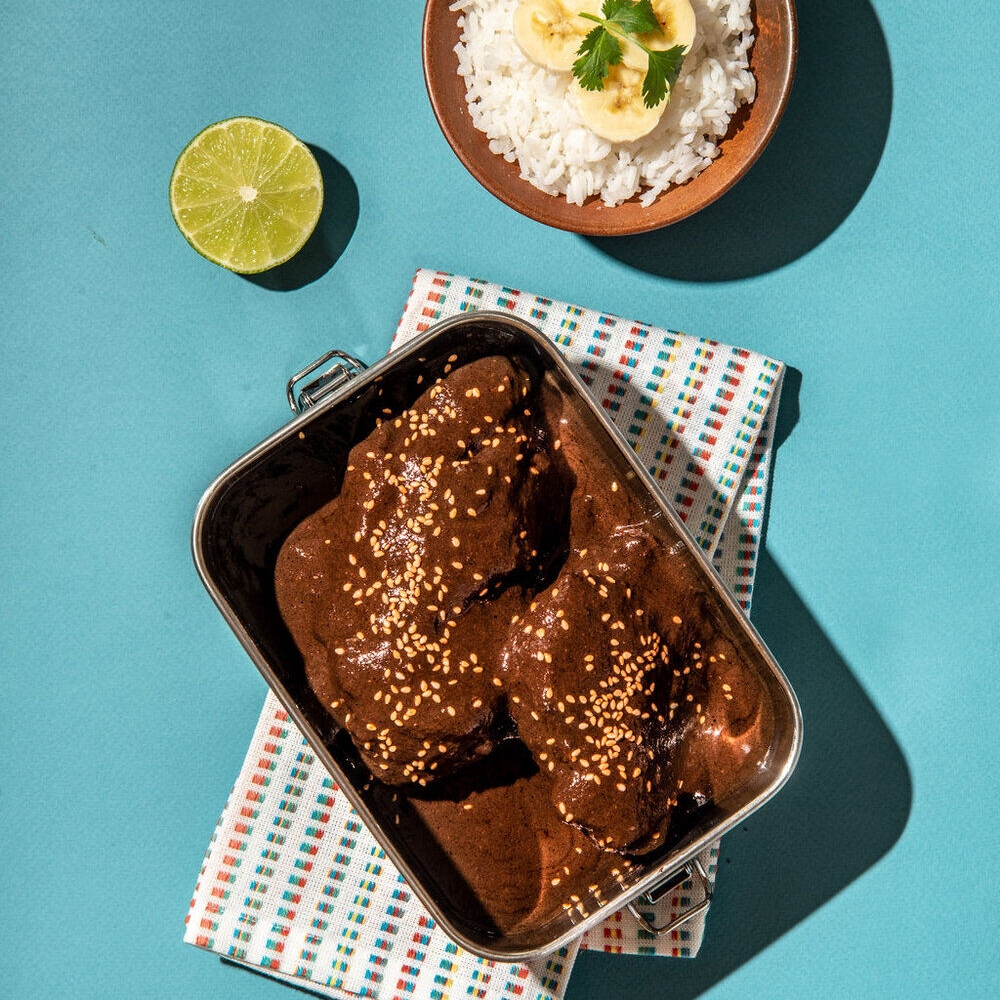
2, 1, 997, 997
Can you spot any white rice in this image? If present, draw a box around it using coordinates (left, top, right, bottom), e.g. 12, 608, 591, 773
450, 0, 755, 207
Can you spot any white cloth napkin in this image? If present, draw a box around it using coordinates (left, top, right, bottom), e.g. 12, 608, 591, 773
184, 268, 786, 995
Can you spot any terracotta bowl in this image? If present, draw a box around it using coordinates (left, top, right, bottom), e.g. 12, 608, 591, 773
422, 0, 797, 235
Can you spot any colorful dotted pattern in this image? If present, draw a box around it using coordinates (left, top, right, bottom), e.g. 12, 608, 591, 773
184, 269, 787, 997
185, 699, 575, 999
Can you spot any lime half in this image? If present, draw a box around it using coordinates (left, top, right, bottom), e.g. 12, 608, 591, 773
169, 117, 323, 274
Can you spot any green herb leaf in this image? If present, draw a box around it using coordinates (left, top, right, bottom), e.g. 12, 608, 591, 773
642, 44, 687, 108
603, 0, 660, 37
573, 25, 623, 91
572, 0, 687, 110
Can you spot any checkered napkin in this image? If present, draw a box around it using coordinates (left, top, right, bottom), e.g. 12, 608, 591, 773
184, 269, 786, 994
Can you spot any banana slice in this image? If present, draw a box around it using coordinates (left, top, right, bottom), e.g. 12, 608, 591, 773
571, 44, 664, 142
513, 0, 602, 72
643, 0, 697, 53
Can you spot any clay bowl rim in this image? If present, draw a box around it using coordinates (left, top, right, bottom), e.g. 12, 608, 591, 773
422, 0, 798, 236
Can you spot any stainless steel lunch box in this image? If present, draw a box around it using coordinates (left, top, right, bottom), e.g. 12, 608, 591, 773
192, 312, 802, 960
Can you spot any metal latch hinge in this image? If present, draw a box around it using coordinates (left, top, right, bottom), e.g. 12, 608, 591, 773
287, 350, 368, 414
626, 856, 713, 937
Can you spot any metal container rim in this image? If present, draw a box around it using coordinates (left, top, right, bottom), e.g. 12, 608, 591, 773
191, 312, 802, 960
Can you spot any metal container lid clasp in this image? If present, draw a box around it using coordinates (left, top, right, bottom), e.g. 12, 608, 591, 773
626, 857, 713, 936
287, 349, 367, 414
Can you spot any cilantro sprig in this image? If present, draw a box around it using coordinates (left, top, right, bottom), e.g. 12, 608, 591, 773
573, 0, 687, 108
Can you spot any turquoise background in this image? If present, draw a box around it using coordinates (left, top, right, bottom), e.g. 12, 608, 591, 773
2, 1, 997, 998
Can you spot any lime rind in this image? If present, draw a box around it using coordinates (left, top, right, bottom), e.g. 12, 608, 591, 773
169, 116, 324, 274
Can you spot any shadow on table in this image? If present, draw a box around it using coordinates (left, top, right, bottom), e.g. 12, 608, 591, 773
242, 146, 359, 291
216, 357, 910, 1000
568, 369, 912, 999
585, 0, 893, 280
